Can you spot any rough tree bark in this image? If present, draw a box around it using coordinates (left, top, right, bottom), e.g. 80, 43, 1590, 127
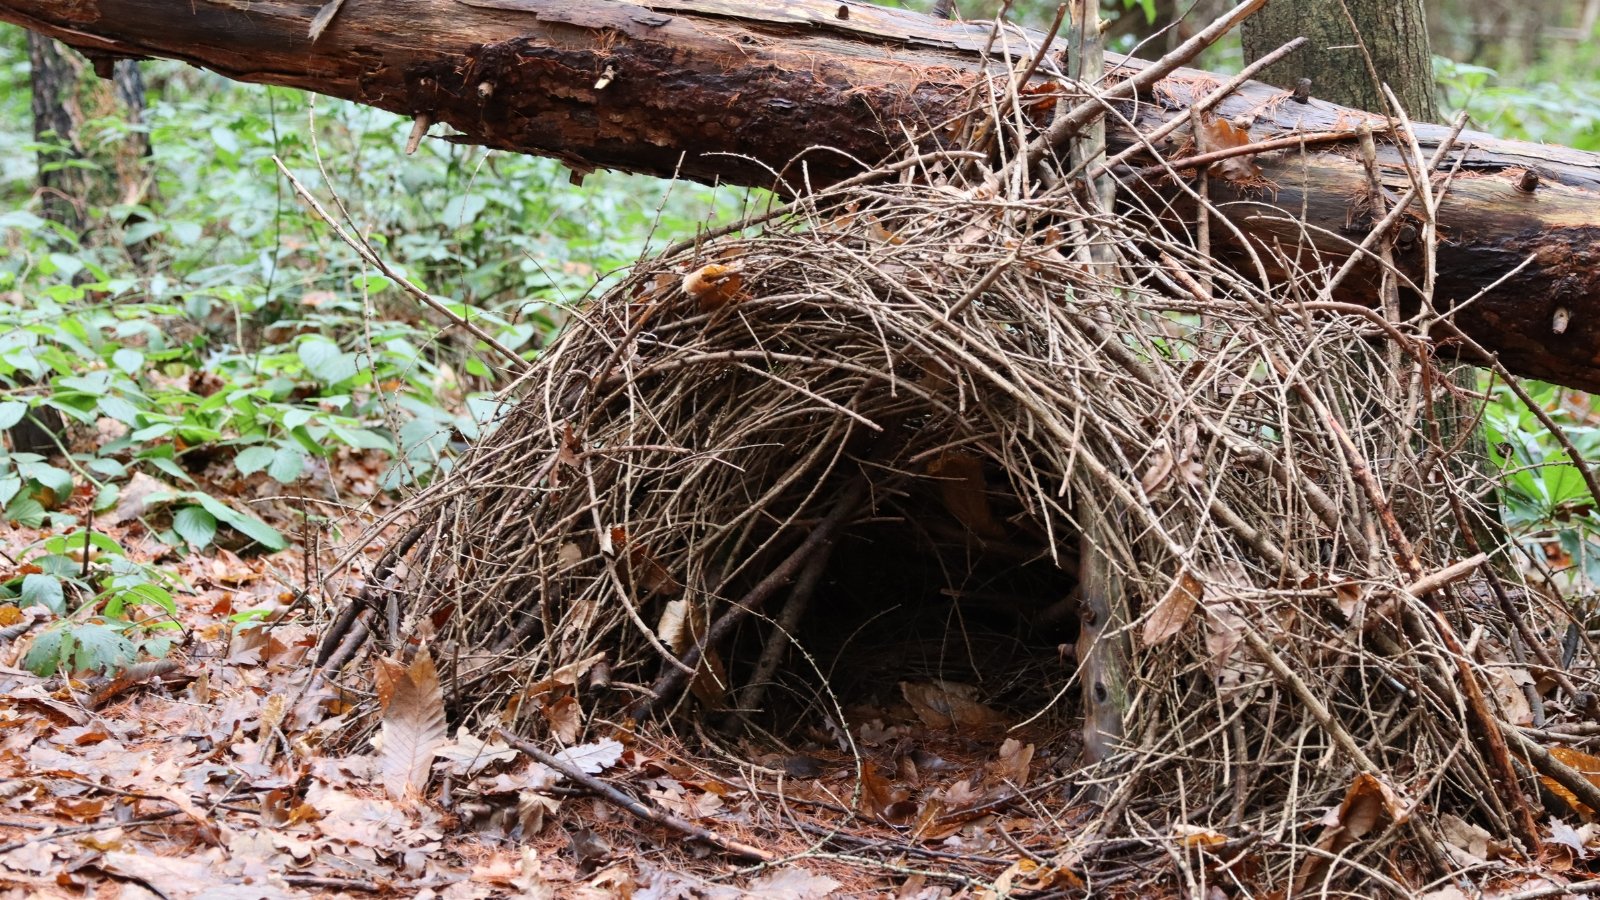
4, 1, 1600, 391
1243, 0, 1437, 119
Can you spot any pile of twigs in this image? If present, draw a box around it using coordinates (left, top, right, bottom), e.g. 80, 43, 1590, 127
323, 5, 1600, 894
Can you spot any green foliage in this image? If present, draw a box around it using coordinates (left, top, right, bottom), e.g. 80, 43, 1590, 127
1437, 56, 1600, 151
0, 23, 747, 676
5, 529, 180, 676
1485, 381, 1600, 592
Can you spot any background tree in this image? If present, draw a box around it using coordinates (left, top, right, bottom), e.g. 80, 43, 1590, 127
1242, 0, 1436, 120
25, 35, 148, 235
9, 36, 149, 455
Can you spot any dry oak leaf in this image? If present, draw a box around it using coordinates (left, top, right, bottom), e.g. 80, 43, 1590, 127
744, 867, 841, 899
553, 738, 624, 776
435, 726, 518, 777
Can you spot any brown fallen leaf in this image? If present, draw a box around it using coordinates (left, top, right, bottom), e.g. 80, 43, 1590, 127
746, 867, 841, 899
1195, 115, 1262, 182
1143, 568, 1203, 648
988, 737, 1034, 788
612, 525, 681, 597
89, 659, 181, 709
682, 262, 744, 314
542, 694, 581, 744
857, 761, 911, 823
1544, 746, 1600, 815
375, 646, 449, 801
1294, 773, 1409, 893
900, 680, 1008, 730
157, 787, 232, 848
925, 451, 1006, 540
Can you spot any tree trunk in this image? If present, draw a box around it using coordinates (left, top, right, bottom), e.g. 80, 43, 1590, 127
1245, 0, 1544, 846
11, 35, 149, 457
1241, 0, 1494, 545
27, 31, 90, 232
1243, 0, 1437, 120
5, 1, 1600, 391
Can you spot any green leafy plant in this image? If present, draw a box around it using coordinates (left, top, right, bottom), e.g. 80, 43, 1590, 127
5, 530, 181, 676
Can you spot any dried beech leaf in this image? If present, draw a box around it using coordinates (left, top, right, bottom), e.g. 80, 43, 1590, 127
1548, 817, 1593, 857
925, 451, 1005, 539
1143, 569, 1203, 647
378, 647, 449, 801
554, 738, 623, 775
900, 680, 1008, 730
1543, 747, 1600, 815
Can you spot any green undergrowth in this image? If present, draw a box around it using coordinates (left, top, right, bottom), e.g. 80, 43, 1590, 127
0, 25, 749, 674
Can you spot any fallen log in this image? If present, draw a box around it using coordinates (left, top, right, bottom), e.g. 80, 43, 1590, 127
5, 0, 1600, 389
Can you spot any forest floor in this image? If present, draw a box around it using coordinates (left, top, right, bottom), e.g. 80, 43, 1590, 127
1, 423, 1597, 900
0, 444, 1105, 899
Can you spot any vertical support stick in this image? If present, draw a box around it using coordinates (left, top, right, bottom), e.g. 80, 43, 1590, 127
1076, 505, 1129, 763
1064, 0, 1129, 768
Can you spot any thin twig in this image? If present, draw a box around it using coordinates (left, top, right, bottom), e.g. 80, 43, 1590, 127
498, 729, 776, 862
272, 156, 530, 374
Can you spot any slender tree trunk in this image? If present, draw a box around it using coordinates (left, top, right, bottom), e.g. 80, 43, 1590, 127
26, 34, 149, 232
27, 31, 89, 232
10, 35, 148, 457
1065, 0, 1129, 769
